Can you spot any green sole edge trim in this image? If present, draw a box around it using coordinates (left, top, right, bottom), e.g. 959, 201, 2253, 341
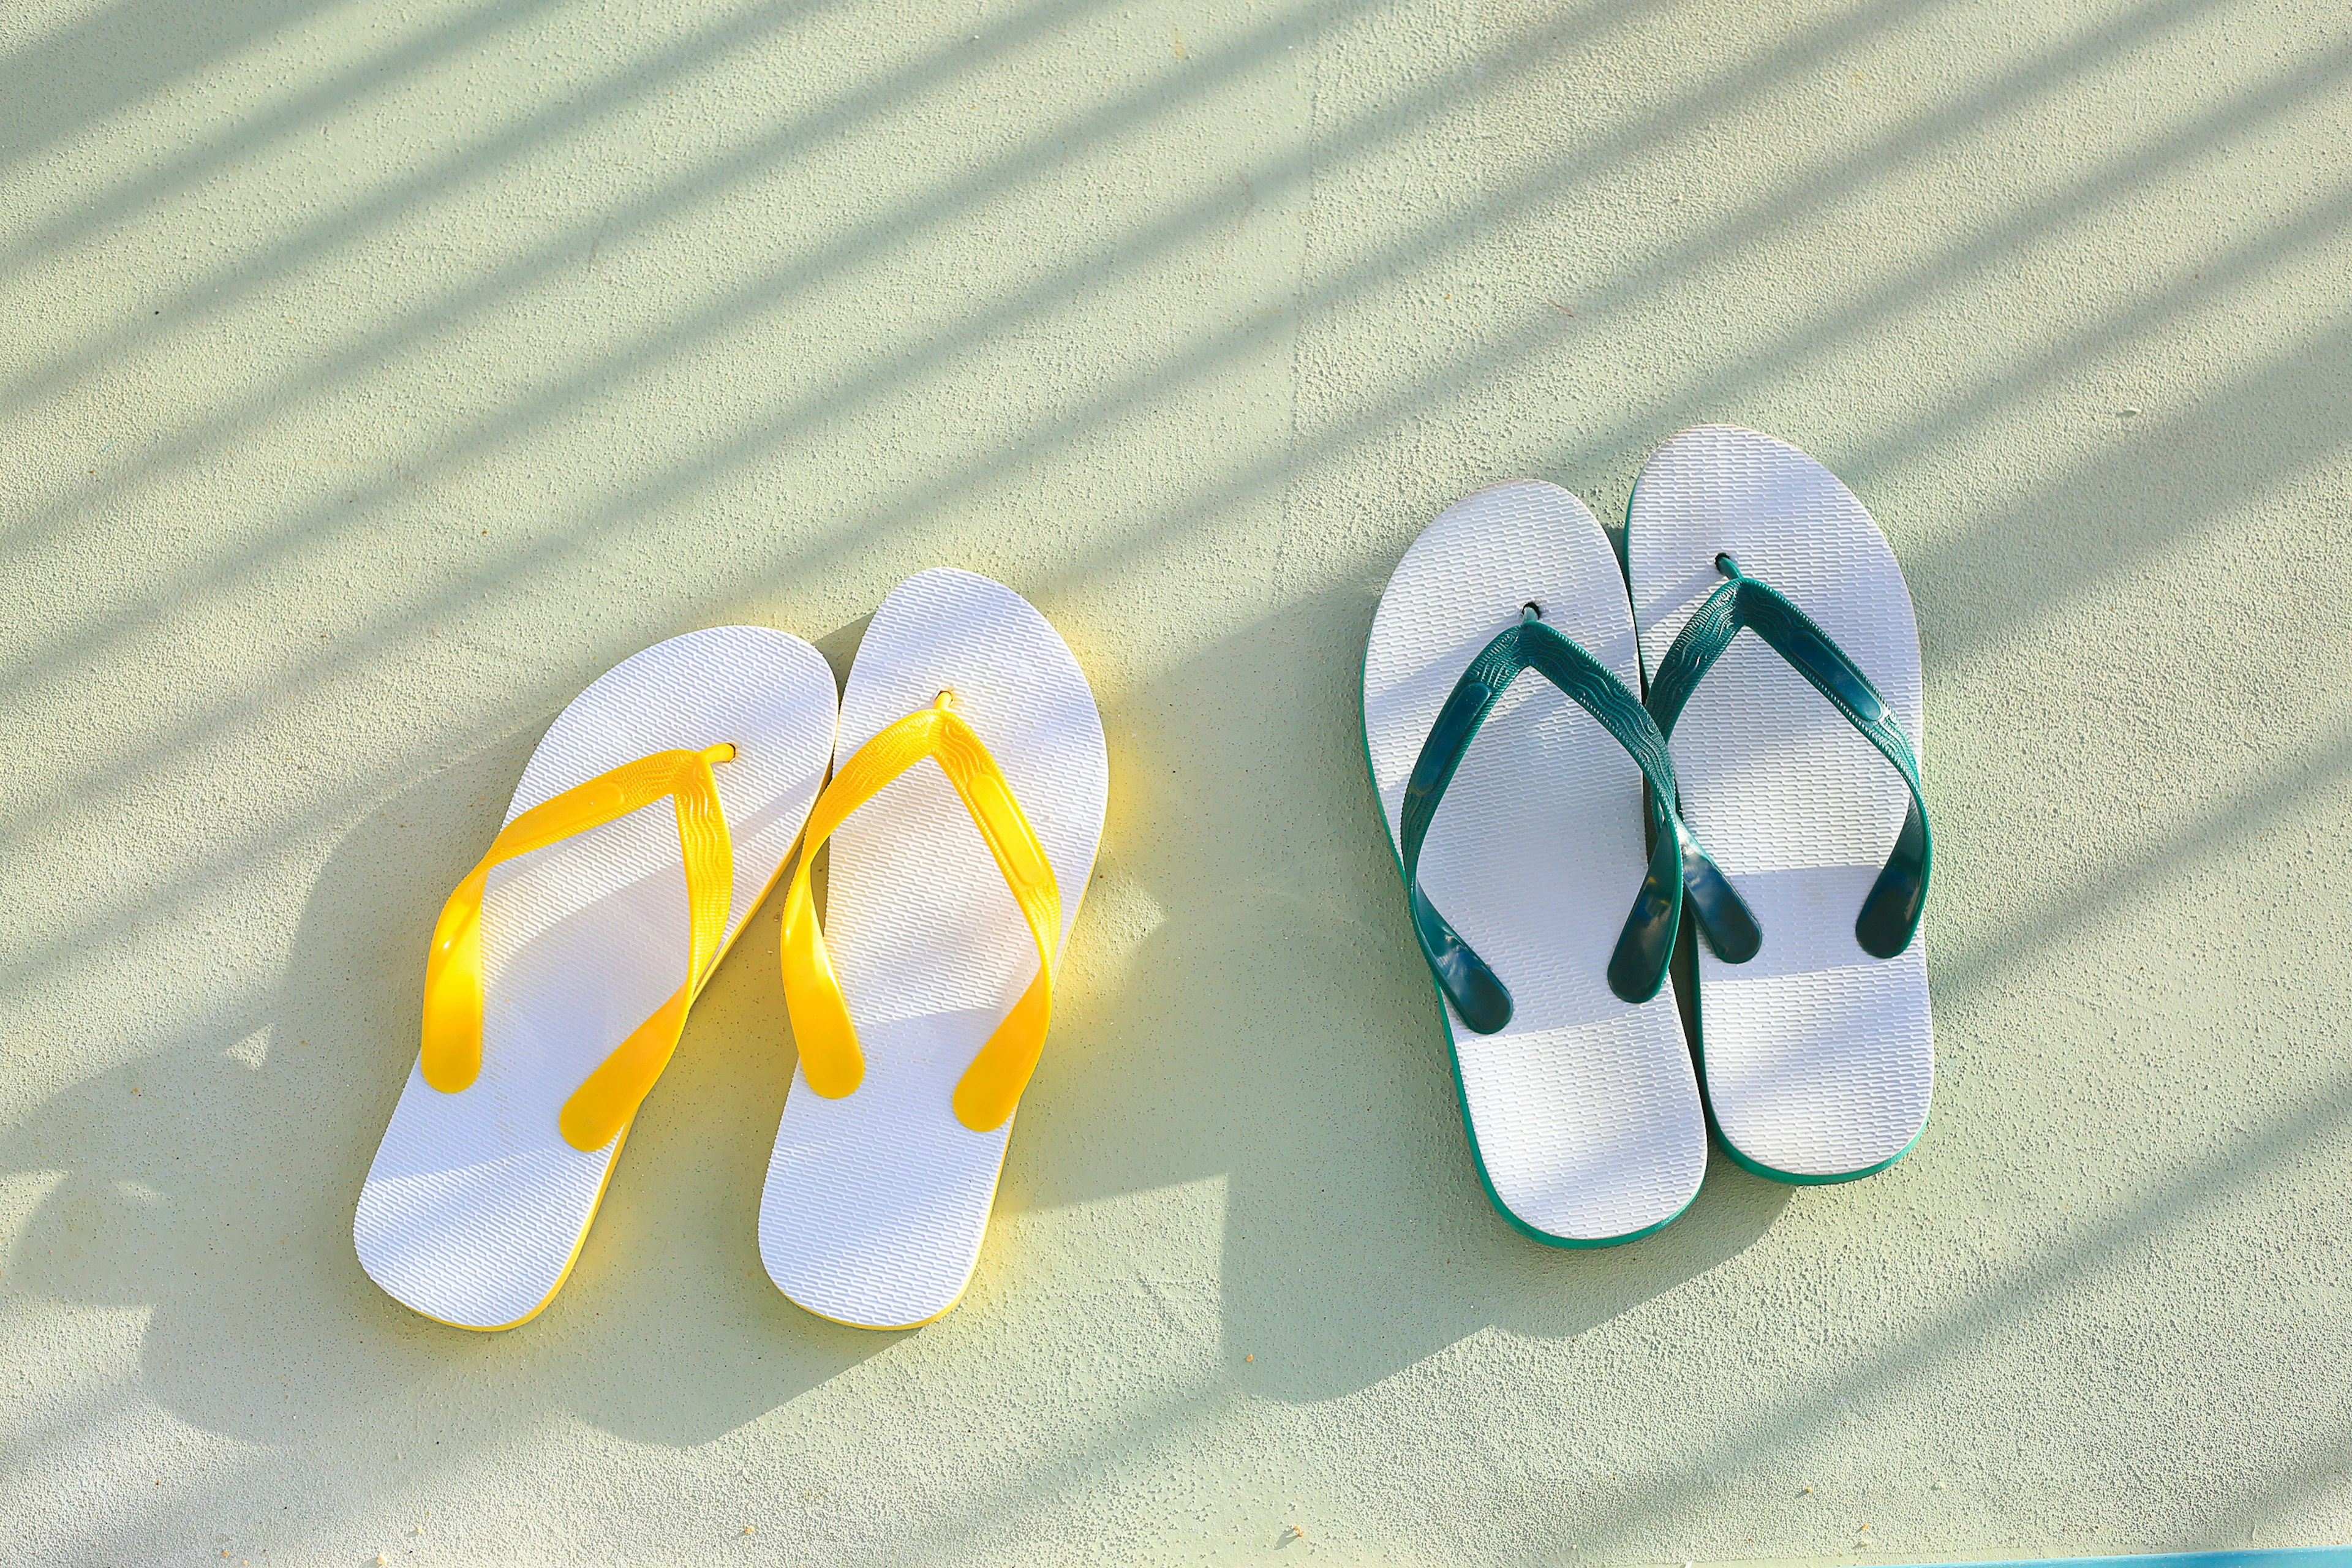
1710, 1110, 1928, 1187
1438, 1006, 1698, 1248
1358, 704, 1696, 1250
1676, 917, 1929, 1189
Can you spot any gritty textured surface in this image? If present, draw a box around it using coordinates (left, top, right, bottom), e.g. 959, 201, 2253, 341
1628, 427, 1932, 1180
761, 568, 1107, 1329
2, 0, 2350, 1562
1363, 482, 1706, 1242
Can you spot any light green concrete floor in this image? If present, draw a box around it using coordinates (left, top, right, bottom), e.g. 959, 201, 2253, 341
4, 0, 2350, 1562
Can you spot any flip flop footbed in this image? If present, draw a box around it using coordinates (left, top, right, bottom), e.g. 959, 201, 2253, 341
1627, 425, 1932, 1182
760, 568, 1108, 1329
1363, 481, 1706, 1245
355, 627, 839, 1329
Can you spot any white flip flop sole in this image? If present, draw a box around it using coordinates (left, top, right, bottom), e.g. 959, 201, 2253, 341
1627, 425, 1932, 1182
1363, 481, 1706, 1245
355, 627, 839, 1330
759, 568, 1108, 1329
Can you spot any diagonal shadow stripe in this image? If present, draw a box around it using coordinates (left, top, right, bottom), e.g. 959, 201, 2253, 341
1933, 723, 2352, 1008
0, 0, 336, 172
0, 0, 587, 272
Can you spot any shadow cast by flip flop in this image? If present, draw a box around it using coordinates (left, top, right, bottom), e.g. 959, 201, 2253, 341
1, 713, 895, 1474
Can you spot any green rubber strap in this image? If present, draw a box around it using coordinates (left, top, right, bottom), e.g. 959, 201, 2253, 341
1397, 614, 1756, 1031
1645, 554, 1932, 959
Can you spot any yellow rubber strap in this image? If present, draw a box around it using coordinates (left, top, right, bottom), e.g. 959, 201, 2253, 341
781, 693, 1061, 1133
420, 742, 737, 1152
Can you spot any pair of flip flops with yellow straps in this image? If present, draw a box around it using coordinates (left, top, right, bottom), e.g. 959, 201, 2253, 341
355, 569, 1107, 1332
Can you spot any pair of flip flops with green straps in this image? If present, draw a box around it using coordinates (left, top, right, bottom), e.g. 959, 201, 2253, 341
1364, 426, 1932, 1245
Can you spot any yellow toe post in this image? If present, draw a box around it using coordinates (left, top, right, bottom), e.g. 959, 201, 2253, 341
780, 694, 1062, 1131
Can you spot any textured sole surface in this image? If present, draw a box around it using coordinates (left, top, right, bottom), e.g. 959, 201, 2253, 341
1627, 425, 1932, 1181
1363, 481, 1706, 1243
355, 627, 839, 1329
760, 568, 1109, 1329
